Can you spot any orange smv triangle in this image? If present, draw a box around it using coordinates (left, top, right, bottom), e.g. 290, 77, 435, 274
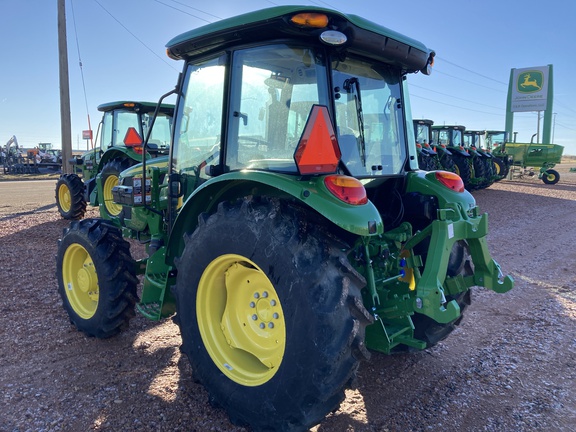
123, 127, 143, 147
294, 105, 341, 175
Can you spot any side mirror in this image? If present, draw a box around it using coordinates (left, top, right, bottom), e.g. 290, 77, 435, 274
421, 51, 435, 75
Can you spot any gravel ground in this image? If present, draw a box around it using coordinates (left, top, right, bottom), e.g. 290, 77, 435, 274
0, 165, 575, 432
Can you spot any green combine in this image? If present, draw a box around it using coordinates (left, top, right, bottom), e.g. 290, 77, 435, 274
56, 7, 513, 431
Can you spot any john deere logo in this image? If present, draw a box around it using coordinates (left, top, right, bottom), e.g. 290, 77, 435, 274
517, 71, 543, 93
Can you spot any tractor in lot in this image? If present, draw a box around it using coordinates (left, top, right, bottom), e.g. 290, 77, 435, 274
55, 101, 173, 219
56, 7, 513, 432
463, 129, 497, 188
490, 132, 563, 184
413, 119, 455, 172
432, 124, 490, 190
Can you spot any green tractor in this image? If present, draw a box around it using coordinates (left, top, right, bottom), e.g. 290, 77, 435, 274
414, 119, 456, 172
432, 124, 488, 191
56, 7, 513, 431
489, 131, 563, 185
485, 130, 513, 179
55, 101, 174, 220
463, 129, 497, 189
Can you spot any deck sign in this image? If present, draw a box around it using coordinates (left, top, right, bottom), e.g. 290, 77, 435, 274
509, 66, 550, 112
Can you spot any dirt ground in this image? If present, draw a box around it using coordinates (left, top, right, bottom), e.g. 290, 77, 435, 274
0, 164, 575, 432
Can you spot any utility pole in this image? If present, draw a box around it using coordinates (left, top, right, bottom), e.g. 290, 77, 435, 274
58, 0, 73, 174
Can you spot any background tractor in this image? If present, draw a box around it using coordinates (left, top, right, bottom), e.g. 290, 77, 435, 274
55, 101, 173, 219
413, 119, 455, 172
432, 124, 490, 190
56, 7, 513, 432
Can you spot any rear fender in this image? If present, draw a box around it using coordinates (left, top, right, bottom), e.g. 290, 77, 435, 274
166, 171, 383, 263
97, 147, 145, 172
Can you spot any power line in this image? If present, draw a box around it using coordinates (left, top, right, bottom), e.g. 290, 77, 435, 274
150, 0, 217, 23
411, 93, 505, 117
434, 69, 506, 93
91, 0, 180, 72
410, 83, 504, 111
436, 56, 508, 86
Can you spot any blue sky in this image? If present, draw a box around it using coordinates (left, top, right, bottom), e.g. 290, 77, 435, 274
1, 0, 575, 154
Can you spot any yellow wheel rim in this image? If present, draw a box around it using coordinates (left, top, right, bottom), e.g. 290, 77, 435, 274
103, 174, 122, 216
58, 183, 72, 213
197, 254, 286, 386
62, 243, 99, 319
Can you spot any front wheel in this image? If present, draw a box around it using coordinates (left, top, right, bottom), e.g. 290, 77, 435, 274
100, 158, 134, 218
173, 198, 372, 431
542, 169, 560, 185
56, 219, 138, 338
55, 174, 87, 220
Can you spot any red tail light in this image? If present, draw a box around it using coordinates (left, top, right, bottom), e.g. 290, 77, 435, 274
324, 175, 368, 205
435, 171, 465, 193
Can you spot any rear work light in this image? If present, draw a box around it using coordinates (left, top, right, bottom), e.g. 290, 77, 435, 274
435, 171, 465, 193
290, 13, 329, 28
324, 175, 368, 205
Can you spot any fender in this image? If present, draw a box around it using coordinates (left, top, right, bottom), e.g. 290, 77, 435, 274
448, 146, 470, 157
97, 147, 148, 172
166, 171, 384, 263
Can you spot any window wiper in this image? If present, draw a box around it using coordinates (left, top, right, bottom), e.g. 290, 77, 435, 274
343, 77, 366, 167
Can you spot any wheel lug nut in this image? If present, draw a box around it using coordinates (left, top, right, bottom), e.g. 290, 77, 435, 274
262, 291, 268, 298
270, 300, 276, 306
250, 302, 255, 308
254, 292, 260, 299
252, 314, 258, 321
268, 323, 274, 329
259, 323, 265, 329
273, 313, 279, 319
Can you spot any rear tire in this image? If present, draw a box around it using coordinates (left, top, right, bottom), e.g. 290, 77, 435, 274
56, 219, 138, 338
55, 174, 87, 220
472, 156, 488, 190
418, 153, 437, 171
451, 154, 472, 190
173, 197, 372, 431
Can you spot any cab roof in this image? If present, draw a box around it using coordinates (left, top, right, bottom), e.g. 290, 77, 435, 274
166, 6, 432, 74
97, 101, 175, 115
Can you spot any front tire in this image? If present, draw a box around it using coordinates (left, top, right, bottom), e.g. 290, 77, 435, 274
173, 198, 372, 431
56, 219, 138, 338
55, 174, 87, 220
542, 169, 560, 185
100, 158, 134, 218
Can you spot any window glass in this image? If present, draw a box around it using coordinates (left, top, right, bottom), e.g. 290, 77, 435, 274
113, 111, 140, 146
226, 45, 327, 173
100, 111, 113, 150
145, 113, 172, 151
173, 56, 225, 175
332, 57, 406, 176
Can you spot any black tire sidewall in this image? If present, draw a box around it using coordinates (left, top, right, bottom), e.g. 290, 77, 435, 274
56, 219, 137, 338
174, 199, 366, 430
